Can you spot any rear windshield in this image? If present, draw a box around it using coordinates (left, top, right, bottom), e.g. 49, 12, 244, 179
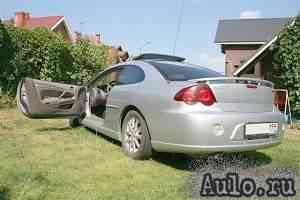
148, 61, 222, 81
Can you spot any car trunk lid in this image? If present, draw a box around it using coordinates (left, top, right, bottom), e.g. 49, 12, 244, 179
189, 77, 274, 113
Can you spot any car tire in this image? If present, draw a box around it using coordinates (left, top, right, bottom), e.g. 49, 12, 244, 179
69, 117, 81, 128
121, 110, 152, 160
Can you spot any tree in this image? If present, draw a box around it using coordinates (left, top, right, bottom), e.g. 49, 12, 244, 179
272, 16, 300, 115
69, 38, 107, 85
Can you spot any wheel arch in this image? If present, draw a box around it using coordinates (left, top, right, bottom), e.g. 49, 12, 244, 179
120, 105, 151, 139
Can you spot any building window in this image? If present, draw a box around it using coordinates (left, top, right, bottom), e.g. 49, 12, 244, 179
246, 65, 255, 74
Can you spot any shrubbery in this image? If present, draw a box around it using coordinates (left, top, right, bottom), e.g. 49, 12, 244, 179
70, 39, 107, 85
272, 16, 300, 115
0, 23, 108, 100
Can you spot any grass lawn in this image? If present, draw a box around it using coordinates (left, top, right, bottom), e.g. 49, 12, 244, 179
0, 109, 299, 200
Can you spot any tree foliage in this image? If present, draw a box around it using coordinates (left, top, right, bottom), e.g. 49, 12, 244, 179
272, 16, 300, 114
69, 39, 107, 85
0, 23, 108, 97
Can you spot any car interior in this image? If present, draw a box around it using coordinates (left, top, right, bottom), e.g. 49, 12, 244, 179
27, 79, 77, 110
89, 69, 120, 118
88, 65, 145, 119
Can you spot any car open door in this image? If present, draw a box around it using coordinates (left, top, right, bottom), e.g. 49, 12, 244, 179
17, 78, 86, 119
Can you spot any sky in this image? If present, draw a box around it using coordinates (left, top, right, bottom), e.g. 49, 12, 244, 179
1, 0, 299, 73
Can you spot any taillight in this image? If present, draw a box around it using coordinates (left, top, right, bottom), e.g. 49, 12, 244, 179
174, 84, 216, 106
246, 84, 257, 89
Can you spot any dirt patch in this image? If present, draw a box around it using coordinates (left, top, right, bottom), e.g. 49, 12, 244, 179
286, 128, 300, 135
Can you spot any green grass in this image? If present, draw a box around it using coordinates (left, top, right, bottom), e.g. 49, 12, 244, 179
0, 109, 188, 200
0, 109, 299, 200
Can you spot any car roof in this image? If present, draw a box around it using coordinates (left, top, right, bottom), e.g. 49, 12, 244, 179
90, 58, 219, 85
145, 60, 216, 71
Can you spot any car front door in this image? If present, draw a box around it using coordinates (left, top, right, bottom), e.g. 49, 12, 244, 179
104, 65, 146, 132
17, 78, 86, 119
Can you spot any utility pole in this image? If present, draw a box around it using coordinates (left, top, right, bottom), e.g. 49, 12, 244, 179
173, 0, 185, 55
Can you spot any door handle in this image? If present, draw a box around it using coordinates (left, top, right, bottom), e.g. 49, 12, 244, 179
58, 91, 66, 99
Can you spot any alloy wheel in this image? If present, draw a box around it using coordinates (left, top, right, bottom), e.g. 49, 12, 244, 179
124, 117, 142, 153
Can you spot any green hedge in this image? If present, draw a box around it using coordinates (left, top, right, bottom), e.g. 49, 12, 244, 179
0, 23, 108, 98
272, 16, 300, 115
69, 39, 107, 85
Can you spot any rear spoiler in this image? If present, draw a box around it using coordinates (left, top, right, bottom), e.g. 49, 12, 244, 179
188, 77, 273, 88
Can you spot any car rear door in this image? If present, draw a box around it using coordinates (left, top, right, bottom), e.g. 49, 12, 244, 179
17, 78, 86, 119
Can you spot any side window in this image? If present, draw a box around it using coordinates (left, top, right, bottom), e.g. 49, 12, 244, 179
91, 68, 122, 88
117, 65, 145, 85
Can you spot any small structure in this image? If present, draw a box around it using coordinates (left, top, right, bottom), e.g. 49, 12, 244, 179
84, 33, 101, 45
215, 17, 292, 79
106, 46, 129, 65
73, 31, 101, 45
5, 11, 73, 42
215, 17, 296, 121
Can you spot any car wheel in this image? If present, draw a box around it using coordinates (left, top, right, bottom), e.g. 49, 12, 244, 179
69, 117, 81, 128
121, 110, 152, 160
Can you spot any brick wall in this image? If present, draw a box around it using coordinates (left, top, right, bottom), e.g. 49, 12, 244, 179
223, 44, 261, 77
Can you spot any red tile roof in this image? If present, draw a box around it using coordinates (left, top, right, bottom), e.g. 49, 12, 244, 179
25, 16, 64, 29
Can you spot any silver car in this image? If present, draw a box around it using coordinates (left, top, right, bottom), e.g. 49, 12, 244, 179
17, 53, 286, 159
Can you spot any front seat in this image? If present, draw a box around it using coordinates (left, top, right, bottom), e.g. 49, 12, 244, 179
89, 88, 107, 108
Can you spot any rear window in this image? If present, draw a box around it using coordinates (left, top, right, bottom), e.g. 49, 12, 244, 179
148, 61, 222, 81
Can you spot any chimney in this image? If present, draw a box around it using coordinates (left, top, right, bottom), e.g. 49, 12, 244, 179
95, 33, 101, 44
25, 12, 30, 21
15, 11, 27, 27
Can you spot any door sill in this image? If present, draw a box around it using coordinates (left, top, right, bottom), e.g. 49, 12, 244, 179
81, 115, 120, 141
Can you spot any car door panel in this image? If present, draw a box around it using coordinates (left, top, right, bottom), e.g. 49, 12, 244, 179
17, 78, 86, 119
103, 87, 124, 132
101, 65, 145, 132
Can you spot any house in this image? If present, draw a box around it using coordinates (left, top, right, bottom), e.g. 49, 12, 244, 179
107, 46, 129, 64
3, 11, 127, 64
73, 31, 101, 45
84, 33, 101, 45
6, 11, 73, 42
215, 17, 293, 80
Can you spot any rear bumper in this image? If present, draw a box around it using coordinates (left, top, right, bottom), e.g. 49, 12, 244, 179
152, 138, 281, 154
149, 111, 286, 154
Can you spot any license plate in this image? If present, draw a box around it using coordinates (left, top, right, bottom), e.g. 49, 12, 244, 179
245, 123, 278, 135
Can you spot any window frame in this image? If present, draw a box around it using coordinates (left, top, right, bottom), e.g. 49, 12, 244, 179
88, 64, 145, 88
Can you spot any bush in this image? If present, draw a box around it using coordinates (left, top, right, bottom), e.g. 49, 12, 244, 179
31, 28, 74, 83
0, 24, 40, 95
272, 16, 300, 115
0, 23, 108, 101
69, 39, 107, 85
